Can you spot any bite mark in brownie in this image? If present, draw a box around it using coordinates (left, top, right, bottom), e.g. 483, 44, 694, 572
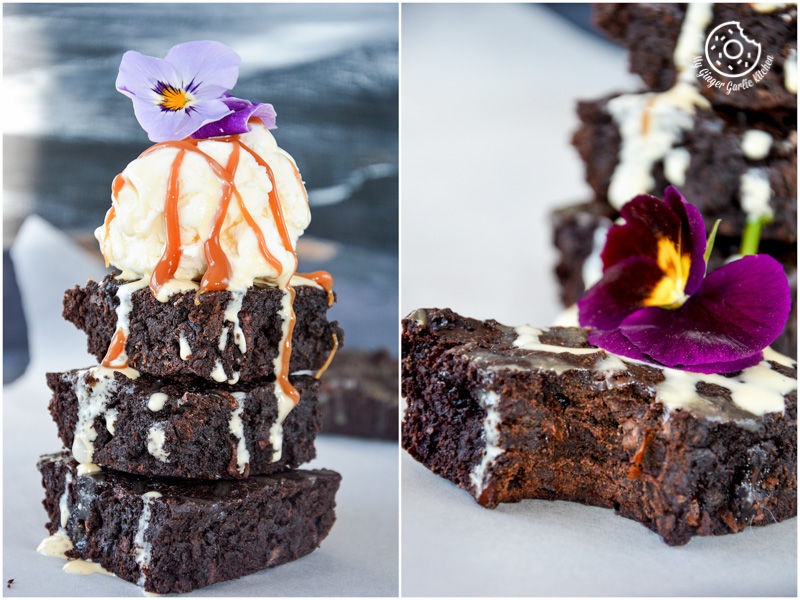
318, 349, 398, 440
38, 452, 341, 594
402, 308, 797, 545
47, 368, 321, 479
62, 274, 343, 383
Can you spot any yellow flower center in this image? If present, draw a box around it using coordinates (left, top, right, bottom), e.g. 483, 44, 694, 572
643, 236, 692, 308
159, 86, 192, 112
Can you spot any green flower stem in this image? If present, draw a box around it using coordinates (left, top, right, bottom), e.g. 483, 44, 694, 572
704, 219, 721, 265
740, 216, 772, 256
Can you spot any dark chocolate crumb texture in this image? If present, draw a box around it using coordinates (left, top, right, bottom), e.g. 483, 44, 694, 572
47, 369, 321, 479
38, 453, 340, 594
319, 349, 399, 440
63, 273, 343, 384
402, 308, 797, 546
594, 3, 797, 112
572, 93, 797, 243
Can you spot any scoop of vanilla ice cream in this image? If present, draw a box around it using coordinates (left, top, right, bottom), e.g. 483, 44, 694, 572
96, 122, 310, 294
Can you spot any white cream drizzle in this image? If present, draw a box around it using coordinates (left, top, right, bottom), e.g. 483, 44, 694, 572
469, 390, 504, 496
77, 463, 101, 476
134, 491, 162, 587
146, 424, 169, 462
512, 326, 795, 419
147, 392, 168, 412
785, 48, 797, 93
223, 290, 247, 355
218, 326, 229, 351
178, 333, 192, 360
37, 469, 74, 558
663, 147, 691, 186
210, 360, 227, 383
104, 408, 118, 435
607, 3, 712, 209
740, 168, 774, 222
229, 392, 250, 475
581, 222, 610, 290
741, 130, 773, 160
268, 288, 296, 463
72, 366, 139, 465
106, 279, 149, 368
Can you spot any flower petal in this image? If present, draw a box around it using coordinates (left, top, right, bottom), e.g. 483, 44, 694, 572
191, 97, 276, 139
618, 254, 791, 370
586, 328, 652, 363
578, 256, 665, 330
164, 40, 240, 92
131, 98, 204, 143
116, 51, 178, 100
663, 185, 706, 296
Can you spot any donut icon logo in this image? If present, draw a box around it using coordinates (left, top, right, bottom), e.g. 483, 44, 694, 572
705, 21, 762, 78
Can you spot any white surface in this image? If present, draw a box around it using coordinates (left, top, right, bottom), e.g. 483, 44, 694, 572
400, 5, 796, 596
3, 216, 398, 597
402, 454, 796, 597
400, 3, 639, 323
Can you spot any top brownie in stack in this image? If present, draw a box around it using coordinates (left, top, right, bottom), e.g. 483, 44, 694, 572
64, 273, 343, 383
594, 3, 797, 112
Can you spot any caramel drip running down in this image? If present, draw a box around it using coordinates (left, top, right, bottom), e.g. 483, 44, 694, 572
106, 136, 309, 412
297, 270, 335, 307
315, 332, 339, 379
148, 148, 187, 298
101, 328, 127, 368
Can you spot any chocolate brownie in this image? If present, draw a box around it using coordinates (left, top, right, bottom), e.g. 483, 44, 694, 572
319, 349, 398, 440
594, 3, 798, 111
63, 274, 343, 383
573, 93, 797, 242
550, 201, 798, 358
38, 452, 340, 594
402, 308, 797, 545
47, 367, 321, 479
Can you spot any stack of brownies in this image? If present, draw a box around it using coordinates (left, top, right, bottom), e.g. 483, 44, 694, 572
37, 275, 343, 593
552, 3, 798, 356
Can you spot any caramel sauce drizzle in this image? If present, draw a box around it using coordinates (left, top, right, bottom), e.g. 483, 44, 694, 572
101, 134, 330, 409
314, 331, 339, 379
296, 270, 335, 307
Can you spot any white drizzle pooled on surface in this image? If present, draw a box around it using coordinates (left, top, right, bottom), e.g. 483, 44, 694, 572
512, 326, 796, 421
210, 360, 227, 383
663, 147, 692, 186
37, 469, 75, 558
607, 3, 712, 209
740, 168, 774, 222
229, 392, 250, 475
62, 560, 115, 577
133, 491, 162, 587
469, 390, 504, 496
146, 424, 170, 462
72, 366, 139, 465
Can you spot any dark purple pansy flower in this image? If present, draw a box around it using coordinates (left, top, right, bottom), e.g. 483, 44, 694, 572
116, 40, 241, 142
578, 186, 791, 374
191, 95, 276, 139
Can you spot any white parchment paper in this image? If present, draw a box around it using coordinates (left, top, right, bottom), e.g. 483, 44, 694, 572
3, 216, 398, 597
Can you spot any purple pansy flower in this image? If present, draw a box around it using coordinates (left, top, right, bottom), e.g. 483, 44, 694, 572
116, 41, 241, 142
191, 94, 276, 139
577, 186, 791, 374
